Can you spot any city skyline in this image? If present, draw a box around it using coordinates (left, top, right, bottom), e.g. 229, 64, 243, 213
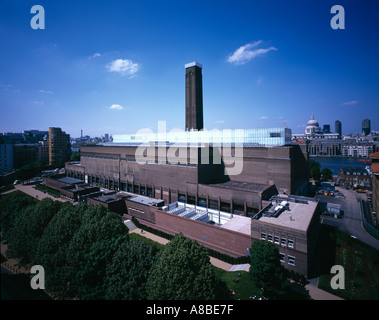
1, 0, 378, 137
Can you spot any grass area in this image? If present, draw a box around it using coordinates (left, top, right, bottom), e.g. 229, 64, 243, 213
214, 268, 260, 300
318, 225, 379, 300
213, 268, 310, 300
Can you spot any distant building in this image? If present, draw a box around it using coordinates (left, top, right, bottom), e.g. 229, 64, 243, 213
23, 130, 49, 143
13, 143, 39, 168
342, 142, 375, 158
308, 139, 342, 156
0, 143, 14, 171
251, 194, 321, 277
49, 127, 71, 167
362, 119, 371, 136
38, 140, 49, 164
292, 113, 340, 141
305, 113, 322, 135
323, 125, 330, 134
338, 167, 370, 187
335, 120, 342, 138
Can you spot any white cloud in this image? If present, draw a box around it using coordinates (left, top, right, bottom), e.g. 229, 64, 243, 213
109, 104, 124, 110
107, 59, 140, 77
39, 89, 53, 94
215, 120, 225, 124
92, 53, 101, 58
340, 100, 358, 106
258, 116, 269, 120
30, 100, 44, 106
228, 41, 277, 65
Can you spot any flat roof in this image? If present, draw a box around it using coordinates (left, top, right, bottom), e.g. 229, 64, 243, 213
91, 194, 120, 203
128, 196, 164, 206
253, 195, 318, 233
220, 215, 251, 235
185, 61, 202, 68
57, 177, 83, 184
163, 201, 251, 235
203, 180, 272, 193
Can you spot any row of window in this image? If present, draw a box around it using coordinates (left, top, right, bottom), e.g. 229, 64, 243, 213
261, 232, 294, 249
82, 154, 197, 167
279, 253, 295, 266
128, 206, 145, 214
82, 155, 118, 160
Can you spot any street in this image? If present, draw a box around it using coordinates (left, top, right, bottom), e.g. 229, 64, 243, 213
317, 187, 379, 250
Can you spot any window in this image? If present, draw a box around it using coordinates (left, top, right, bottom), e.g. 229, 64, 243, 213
129, 206, 144, 214
261, 232, 266, 240
198, 198, 207, 208
270, 132, 281, 138
178, 194, 186, 203
288, 239, 294, 248
267, 234, 273, 242
274, 236, 280, 244
288, 256, 295, 266
279, 253, 285, 263
281, 239, 287, 247
209, 199, 218, 210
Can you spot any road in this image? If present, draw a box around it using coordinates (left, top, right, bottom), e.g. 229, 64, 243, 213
317, 187, 379, 250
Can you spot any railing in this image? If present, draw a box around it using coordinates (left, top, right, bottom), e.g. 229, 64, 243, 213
360, 198, 379, 240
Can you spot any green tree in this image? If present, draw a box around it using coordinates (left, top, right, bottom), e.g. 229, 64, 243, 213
147, 233, 217, 300
0, 191, 37, 242
76, 235, 128, 300
310, 163, 321, 180
6, 198, 63, 265
249, 241, 289, 298
321, 167, 333, 181
66, 205, 128, 294
33, 203, 81, 296
70, 151, 80, 161
105, 237, 159, 300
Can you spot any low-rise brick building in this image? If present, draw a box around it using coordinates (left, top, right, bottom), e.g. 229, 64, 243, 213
251, 195, 321, 277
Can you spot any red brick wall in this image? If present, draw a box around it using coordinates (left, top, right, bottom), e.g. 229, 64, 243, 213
141, 208, 251, 257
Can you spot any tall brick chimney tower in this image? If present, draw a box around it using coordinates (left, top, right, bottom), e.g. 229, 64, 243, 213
185, 62, 204, 131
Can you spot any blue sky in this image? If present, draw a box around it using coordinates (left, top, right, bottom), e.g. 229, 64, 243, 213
1, 0, 378, 138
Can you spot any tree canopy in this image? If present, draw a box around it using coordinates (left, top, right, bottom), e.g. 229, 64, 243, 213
76, 235, 128, 300
6, 198, 63, 265
147, 233, 218, 300
310, 162, 321, 180
249, 240, 289, 298
105, 237, 159, 300
321, 167, 333, 180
